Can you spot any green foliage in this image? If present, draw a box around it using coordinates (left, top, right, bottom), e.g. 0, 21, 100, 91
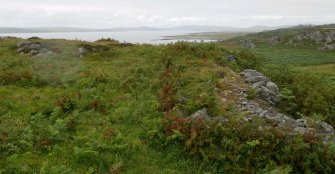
73, 147, 100, 165
161, 115, 335, 173
40, 163, 74, 174
247, 88, 257, 100
235, 49, 264, 70
278, 87, 298, 116
261, 65, 335, 125
165, 41, 223, 60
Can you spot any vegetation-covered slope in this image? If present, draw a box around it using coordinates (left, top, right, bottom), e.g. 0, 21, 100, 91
1, 37, 335, 173
226, 24, 335, 65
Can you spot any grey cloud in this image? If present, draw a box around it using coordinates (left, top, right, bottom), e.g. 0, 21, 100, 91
0, 0, 334, 27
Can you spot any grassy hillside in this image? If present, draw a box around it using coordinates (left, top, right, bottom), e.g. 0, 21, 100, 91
1, 38, 213, 173
216, 24, 335, 87
1, 38, 335, 173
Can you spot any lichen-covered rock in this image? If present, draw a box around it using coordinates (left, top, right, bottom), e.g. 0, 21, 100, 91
78, 47, 87, 54
319, 44, 335, 50
252, 81, 265, 89
78, 47, 87, 58
35, 49, 53, 57
319, 121, 334, 133
240, 69, 263, 77
16, 40, 33, 47
241, 69, 279, 105
293, 127, 309, 134
239, 39, 256, 49
265, 82, 279, 93
295, 119, 308, 128
227, 55, 236, 62
306, 30, 325, 43
288, 30, 335, 47
245, 76, 268, 83
191, 108, 212, 121
16, 39, 54, 57
270, 35, 281, 45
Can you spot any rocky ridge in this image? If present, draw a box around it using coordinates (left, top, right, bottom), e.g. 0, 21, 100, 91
268, 30, 335, 50
190, 69, 335, 144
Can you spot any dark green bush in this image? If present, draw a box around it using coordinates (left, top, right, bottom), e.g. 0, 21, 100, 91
235, 49, 264, 70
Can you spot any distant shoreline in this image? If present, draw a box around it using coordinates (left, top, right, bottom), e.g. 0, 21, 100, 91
163, 31, 250, 41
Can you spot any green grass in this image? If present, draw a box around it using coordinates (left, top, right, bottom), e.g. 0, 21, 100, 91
297, 64, 335, 76
251, 44, 335, 65
0, 39, 229, 173
297, 64, 335, 84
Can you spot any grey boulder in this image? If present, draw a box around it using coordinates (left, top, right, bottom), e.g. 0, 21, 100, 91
191, 108, 212, 121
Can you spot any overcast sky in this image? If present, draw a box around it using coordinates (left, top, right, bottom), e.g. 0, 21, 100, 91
1, 0, 334, 28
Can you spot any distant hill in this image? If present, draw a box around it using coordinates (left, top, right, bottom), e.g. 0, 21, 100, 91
169, 25, 284, 32
0, 25, 288, 34
0, 27, 99, 33
0, 27, 162, 33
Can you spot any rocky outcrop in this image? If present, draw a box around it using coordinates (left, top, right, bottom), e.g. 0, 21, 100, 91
288, 30, 335, 50
241, 69, 280, 105
78, 47, 87, 58
239, 40, 256, 49
269, 35, 281, 45
17, 39, 54, 57
188, 69, 335, 144
319, 44, 335, 50
77, 45, 99, 58
238, 69, 335, 143
238, 100, 335, 144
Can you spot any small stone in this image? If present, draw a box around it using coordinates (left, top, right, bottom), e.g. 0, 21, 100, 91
227, 55, 236, 62
295, 119, 308, 128
178, 95, 187, 104
319, 121, 334, 133
28, 44, 41, 50
259, 111, 268, 118
78, 47, 87, 54
294, 127, 308, 134
266, 82, 279, 94
191, 108, 212, 121
264, 114, 283, 123
28, 50, 39, 56
240, 69, 263, 77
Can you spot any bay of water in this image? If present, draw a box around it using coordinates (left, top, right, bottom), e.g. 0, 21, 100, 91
0, 30, 217, 44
